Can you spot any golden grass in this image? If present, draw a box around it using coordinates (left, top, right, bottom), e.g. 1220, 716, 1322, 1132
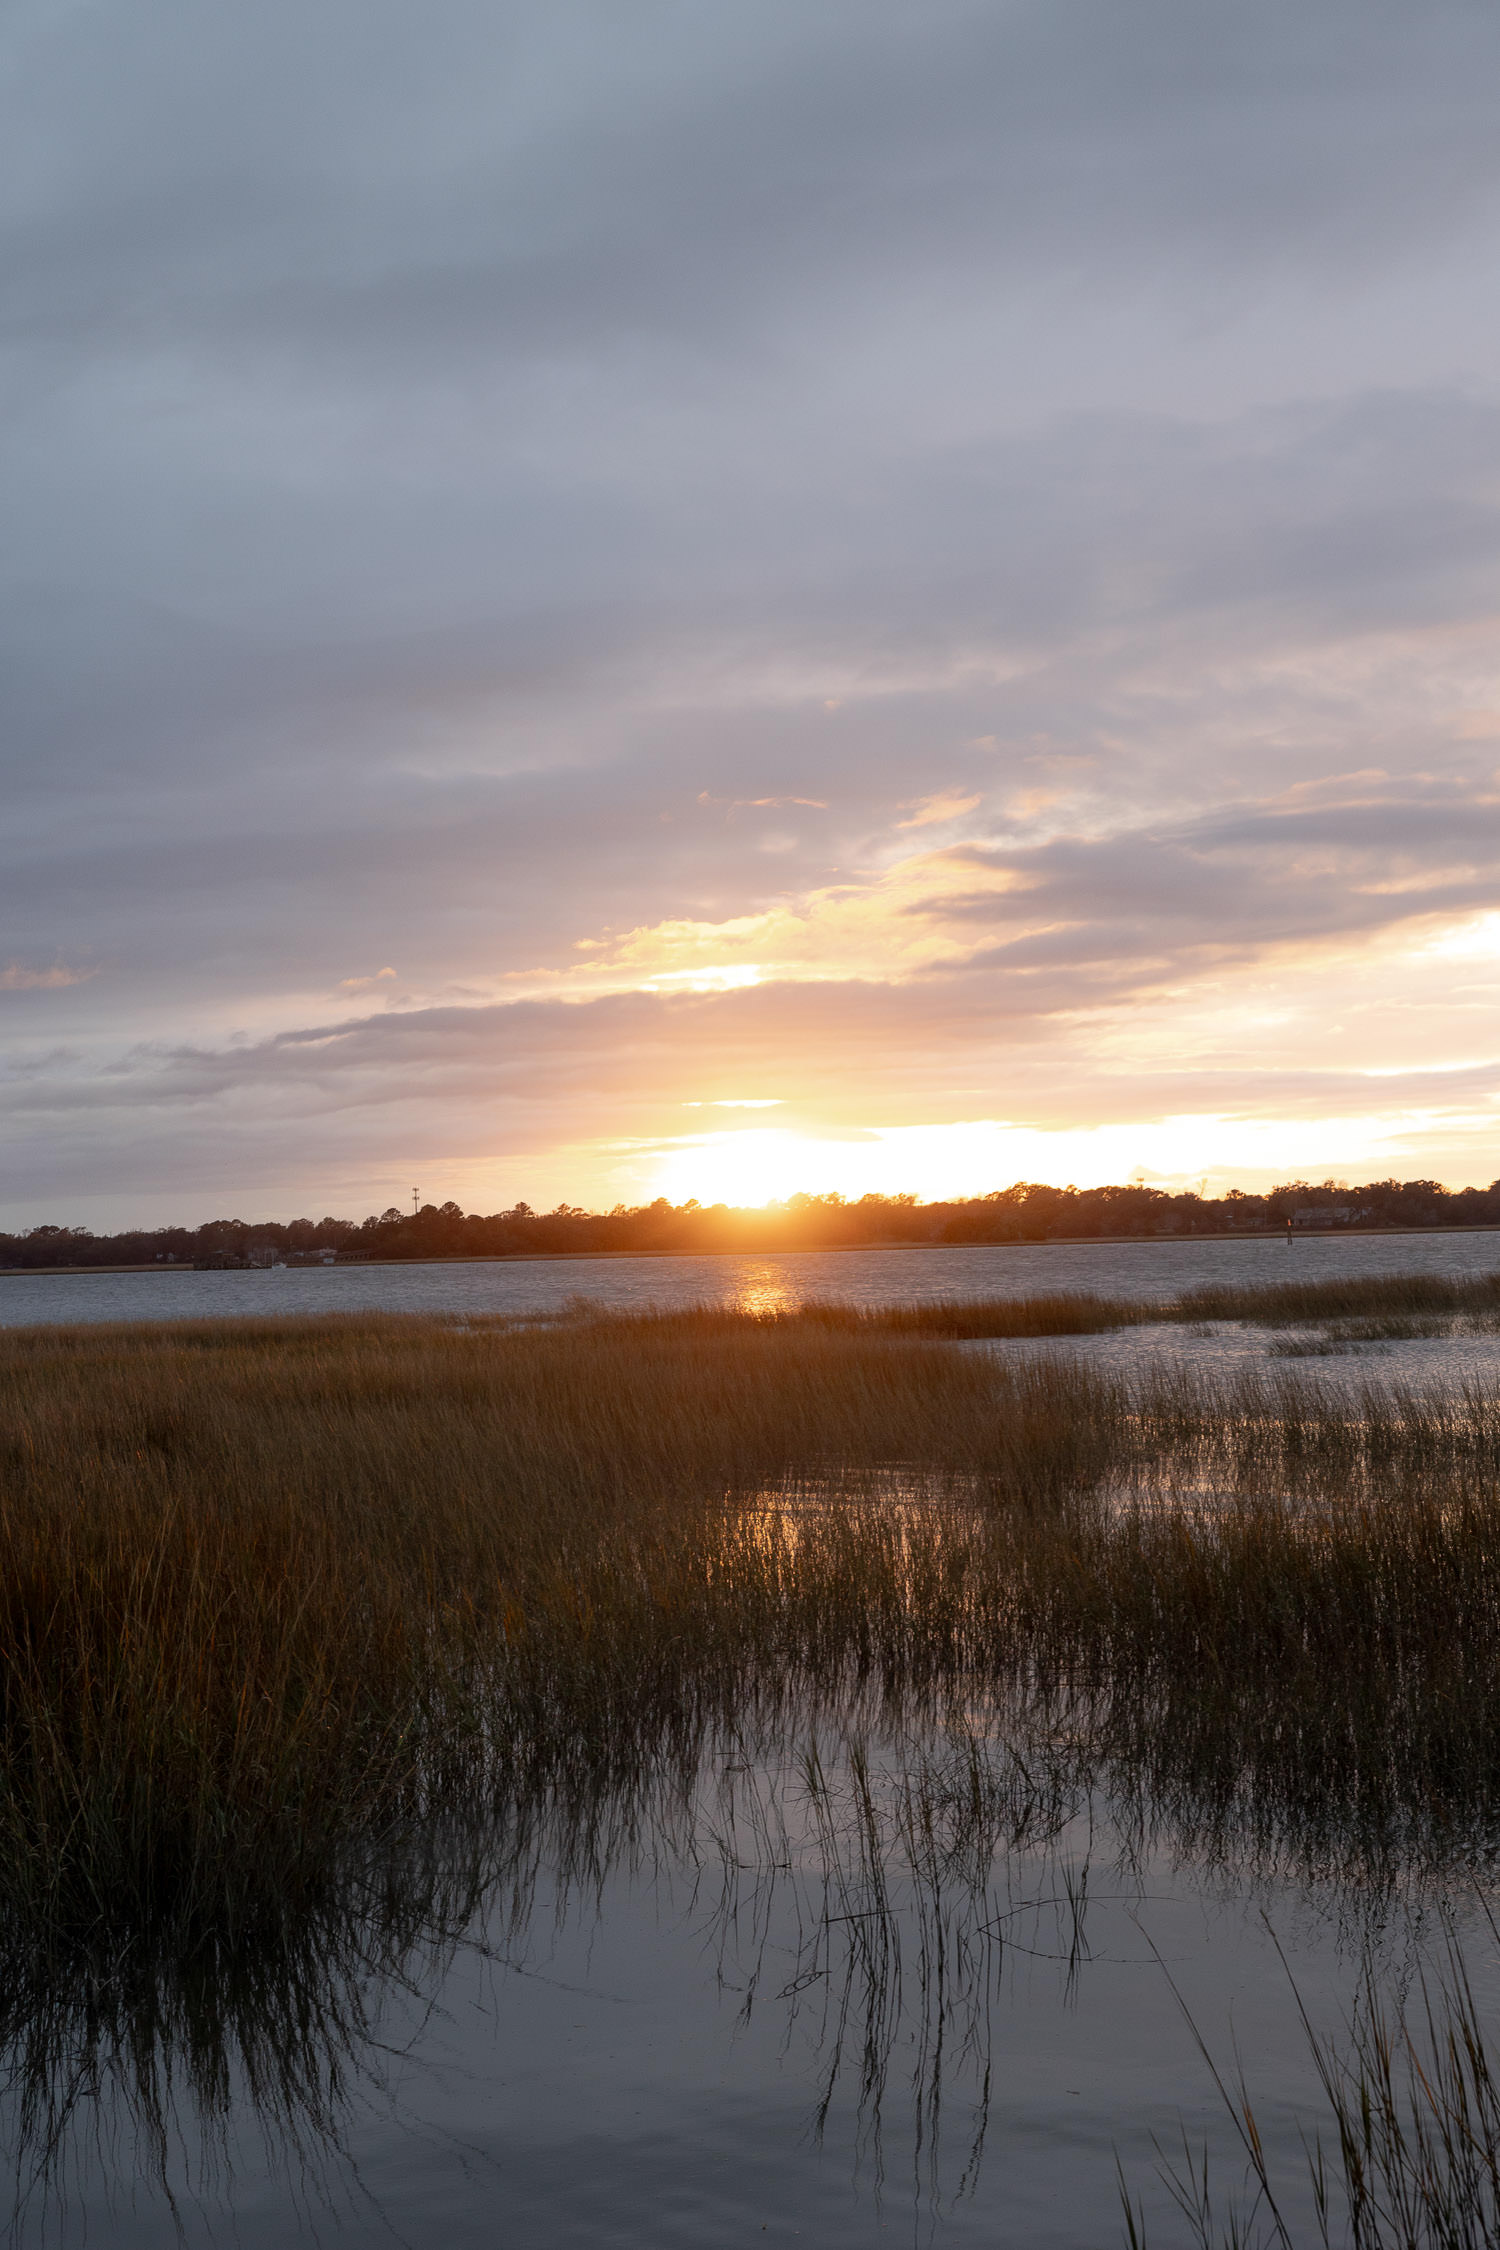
790, 1267, 1500, 1337
4, 1300, 1500, 1952
0, 1309, 1098, 1937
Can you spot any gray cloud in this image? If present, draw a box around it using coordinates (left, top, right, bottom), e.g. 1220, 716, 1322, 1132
7, 0, 1500, 1219
10, 0, 1500, 367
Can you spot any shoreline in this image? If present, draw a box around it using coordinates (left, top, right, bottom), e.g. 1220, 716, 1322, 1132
6, 1221, 1500, 1280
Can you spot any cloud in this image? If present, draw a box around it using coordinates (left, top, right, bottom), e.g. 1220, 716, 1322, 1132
8, 920, 1500, 1224
0, 963, 94, 991
10, 0, 1500, 386
10, 761, 1500, 1218
7, 3, 1500, 1218
897, 791, 983, 830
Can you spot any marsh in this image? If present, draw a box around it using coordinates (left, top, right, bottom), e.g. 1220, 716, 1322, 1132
5, 1302, 1500, 2245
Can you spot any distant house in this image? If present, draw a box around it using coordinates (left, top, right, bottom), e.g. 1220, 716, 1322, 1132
196, 1241, 284, 1269
1292, 1205, 1361, 1228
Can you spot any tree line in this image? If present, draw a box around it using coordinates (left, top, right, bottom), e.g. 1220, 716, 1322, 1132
4, 1176, 1500, 1268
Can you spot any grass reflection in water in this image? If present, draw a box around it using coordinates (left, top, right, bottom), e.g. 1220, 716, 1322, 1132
5, 1300, 1500, 2240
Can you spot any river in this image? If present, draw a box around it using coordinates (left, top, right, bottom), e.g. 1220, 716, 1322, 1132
4, 1225, 1500, 1327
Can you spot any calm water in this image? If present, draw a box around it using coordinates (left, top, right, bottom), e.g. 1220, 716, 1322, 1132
5, 1227, 1500, 1327
9, 1230, 1500, 1394
984, 1314, 1500, 1394
7, 1735, 1474, 2249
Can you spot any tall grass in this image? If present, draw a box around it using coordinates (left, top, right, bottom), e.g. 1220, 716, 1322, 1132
5, 1304, 1500, 1945
10, 1301, 1500, 2229
723, 1270, 1500, 1337
1174, 1273, 1500, 1328
0, 1309, 1110, 1943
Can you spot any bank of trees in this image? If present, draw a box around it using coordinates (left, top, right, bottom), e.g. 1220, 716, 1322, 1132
4, 1175, 1500, 1268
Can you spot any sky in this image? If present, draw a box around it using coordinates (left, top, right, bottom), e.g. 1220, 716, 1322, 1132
7, 0, 1500, 1226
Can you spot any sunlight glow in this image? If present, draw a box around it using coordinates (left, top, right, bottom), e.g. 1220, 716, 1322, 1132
1424, 911, 1500, 962
640, 1106, 1496, 1208
641, 964, 763, 993
651, 1129, 837, 1208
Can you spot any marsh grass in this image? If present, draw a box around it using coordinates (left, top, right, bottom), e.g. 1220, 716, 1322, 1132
0, 1308, 1119, 1943
11, 1300, 1500, 2227
1128, 1914, 1500, 2249
1173, 1275, 1500, 1329
726, 1270, 1500, 1339
7, 1305, 1500, 1942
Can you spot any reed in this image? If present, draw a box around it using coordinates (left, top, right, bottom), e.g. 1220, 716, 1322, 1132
645, 1269, 1500, 1337
0, 1309, 1089, 1941
1128, 1917, 1500, 2249
3, 1302, 1500, 1950
1175, 1272, 1500, 1329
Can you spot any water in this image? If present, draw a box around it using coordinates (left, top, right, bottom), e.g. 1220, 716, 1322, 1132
10, 1230, 1500, 1396
6, 1734, 1469, 2248
4, 1226, 1500, 1328
983, 1315, 1500, 1394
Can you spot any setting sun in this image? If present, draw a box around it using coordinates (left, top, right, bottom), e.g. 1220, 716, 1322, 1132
650, 1128, 835, 1208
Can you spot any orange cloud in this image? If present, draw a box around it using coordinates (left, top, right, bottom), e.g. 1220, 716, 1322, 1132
896, 790, 982, 829
503, 846, 1033, 1002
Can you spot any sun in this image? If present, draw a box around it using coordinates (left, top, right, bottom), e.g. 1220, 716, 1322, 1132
651, 1129, 850, 1209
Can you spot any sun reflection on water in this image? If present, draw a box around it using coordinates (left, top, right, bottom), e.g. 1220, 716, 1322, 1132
722, 1264, 803, 1317
730, 1467, 978, 1578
